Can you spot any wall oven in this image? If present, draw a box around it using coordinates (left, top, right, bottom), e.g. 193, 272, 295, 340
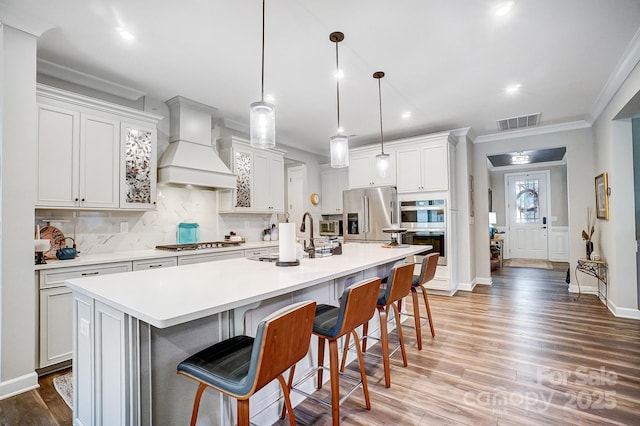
401, 199, 446, 265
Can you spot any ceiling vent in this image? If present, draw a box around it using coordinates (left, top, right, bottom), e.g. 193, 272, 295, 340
496, 113, 541, 131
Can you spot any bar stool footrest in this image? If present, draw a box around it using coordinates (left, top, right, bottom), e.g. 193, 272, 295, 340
290, 365, 364, 407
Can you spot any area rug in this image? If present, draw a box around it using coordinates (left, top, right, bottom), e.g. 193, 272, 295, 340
504, 258, 553, 269
53, 371, 73, 409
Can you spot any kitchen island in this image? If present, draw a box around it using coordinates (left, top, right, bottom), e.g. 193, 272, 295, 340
66, 243, 429, 425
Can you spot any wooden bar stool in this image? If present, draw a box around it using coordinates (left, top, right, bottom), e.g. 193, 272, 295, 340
400, 252, 438, 349
177, 300, 316, 426
283, 277, 382, 426
343, 262, 415, 388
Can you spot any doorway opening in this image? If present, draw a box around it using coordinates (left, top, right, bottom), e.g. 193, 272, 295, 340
487, 148, 569, 273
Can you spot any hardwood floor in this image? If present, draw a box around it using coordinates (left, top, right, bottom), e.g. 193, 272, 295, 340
3, 264, 639, 425
274, 263, 640, 425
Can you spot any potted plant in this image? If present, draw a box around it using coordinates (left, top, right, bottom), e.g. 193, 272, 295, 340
582, 208, 595, 259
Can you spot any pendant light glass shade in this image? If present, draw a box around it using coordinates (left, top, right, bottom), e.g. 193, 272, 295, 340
330, 134, 349, 168
373, 71, 388, 179
329, 32, 349, 168
250, 101, 275, 149
250, 0, 275, 149
375, 152, 390, 178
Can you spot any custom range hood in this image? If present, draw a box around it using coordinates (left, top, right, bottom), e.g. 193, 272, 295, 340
158, 96, 236, 189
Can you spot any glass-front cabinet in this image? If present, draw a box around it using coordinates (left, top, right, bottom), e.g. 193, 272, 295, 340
217, 135, 285, 213
36, 84, 161, 211
120, 122, 157, 209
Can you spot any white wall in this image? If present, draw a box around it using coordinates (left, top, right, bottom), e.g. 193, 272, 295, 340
453, 130, 476, 289
473, 126, 594, 284
592, 59, 640, 315
0, 25, 39, 397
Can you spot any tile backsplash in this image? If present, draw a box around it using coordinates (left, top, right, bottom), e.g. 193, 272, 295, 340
36, 186, 275, 255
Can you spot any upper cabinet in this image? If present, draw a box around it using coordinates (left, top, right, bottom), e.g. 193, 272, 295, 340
36, 84, 161, 210
120, 122, 158, 209
395, 135, 451, 193
217, 136, 285, 213
348, 147, 396, 189
321, 166, 349, 214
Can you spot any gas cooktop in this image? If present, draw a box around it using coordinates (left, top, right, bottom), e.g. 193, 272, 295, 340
155, 241, 243, 251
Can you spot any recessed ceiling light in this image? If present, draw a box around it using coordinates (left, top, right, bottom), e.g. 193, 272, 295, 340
117, 28, 135, 40
265, 94, 275, 103
402, 111, 412, 119
495, 1, 515, 17
334, 69, 344, 79
506, 84, 521, 94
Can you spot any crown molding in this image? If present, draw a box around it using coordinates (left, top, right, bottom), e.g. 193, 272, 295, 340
474, 120, 591, 143
38, 59, 146, 101
0, 5, 53, 36
588, 27, 640, 124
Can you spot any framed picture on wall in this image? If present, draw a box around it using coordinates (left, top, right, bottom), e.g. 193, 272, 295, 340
595, 172, 609, 220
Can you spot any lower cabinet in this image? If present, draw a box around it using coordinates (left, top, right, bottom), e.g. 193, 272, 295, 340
38, 261, 132, 369
132, 257, 178, 271
177, 250, 244, 265
39, 287, 74, 367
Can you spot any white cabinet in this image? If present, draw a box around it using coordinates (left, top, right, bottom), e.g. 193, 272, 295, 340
253, 151, 284, 212
218, 136, 285, 213
177, 250, 244, 265
396, 140, 448, 193
132, 257, 178, 271
36, 84, 161, 210
348, 148, 396, 188
120, 122, 158, 209
39, 286, 74, 367
36, 105, 118, 208
321, 166, 349, 214
79, 113, 120, 208
38, 261, 132, 368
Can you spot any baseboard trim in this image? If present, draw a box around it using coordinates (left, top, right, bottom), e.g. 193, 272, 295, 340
476, 277, 492, 285
0, 371, 39, 400
607, 300, 640, 320
458, 280, 478, 292
568, 284, 597, 295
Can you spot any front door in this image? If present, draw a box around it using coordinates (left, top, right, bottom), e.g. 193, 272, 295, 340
506, 171, 549, 259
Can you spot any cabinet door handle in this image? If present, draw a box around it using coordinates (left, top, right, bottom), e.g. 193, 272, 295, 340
149, 264, 163, 268
81, 198, 85, 202
75, 198, 79, 202
81, 271, 99, 276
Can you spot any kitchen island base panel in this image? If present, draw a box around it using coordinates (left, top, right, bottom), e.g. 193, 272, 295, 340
74, 281, 384, 425
69, 244, 426, 425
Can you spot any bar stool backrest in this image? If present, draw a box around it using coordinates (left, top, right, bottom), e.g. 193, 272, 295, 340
383, 262, 415, 304
417, 253, 439, 286
251, 301, 316, 392
336, 277, 382, 338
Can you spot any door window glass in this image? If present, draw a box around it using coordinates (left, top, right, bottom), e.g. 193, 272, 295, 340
515, 179, 540, 223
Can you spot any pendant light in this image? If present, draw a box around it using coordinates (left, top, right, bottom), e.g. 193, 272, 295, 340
329, 32, 349, 168
250, 0, 275, 149
374, 71, 390, 178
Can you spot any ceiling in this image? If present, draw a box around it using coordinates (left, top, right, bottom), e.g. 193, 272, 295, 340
487, 147, 566, 167
3, 0, 640, 157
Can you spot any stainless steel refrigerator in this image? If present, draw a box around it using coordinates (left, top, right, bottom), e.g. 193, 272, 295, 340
342, 186, 399, 243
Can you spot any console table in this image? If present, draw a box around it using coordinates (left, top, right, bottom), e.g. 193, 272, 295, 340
575, 259, 607, 304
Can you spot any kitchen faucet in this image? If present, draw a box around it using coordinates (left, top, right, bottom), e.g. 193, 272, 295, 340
300, 212, 315, 258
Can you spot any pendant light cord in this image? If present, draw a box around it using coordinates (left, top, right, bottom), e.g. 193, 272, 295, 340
335, 40, 341, 130
261, 0, 265, 102
377, 77, 384, 154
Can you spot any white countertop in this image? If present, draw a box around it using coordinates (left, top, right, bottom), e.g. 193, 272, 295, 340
65, 243, 428, 329
34, 240, 279, 270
